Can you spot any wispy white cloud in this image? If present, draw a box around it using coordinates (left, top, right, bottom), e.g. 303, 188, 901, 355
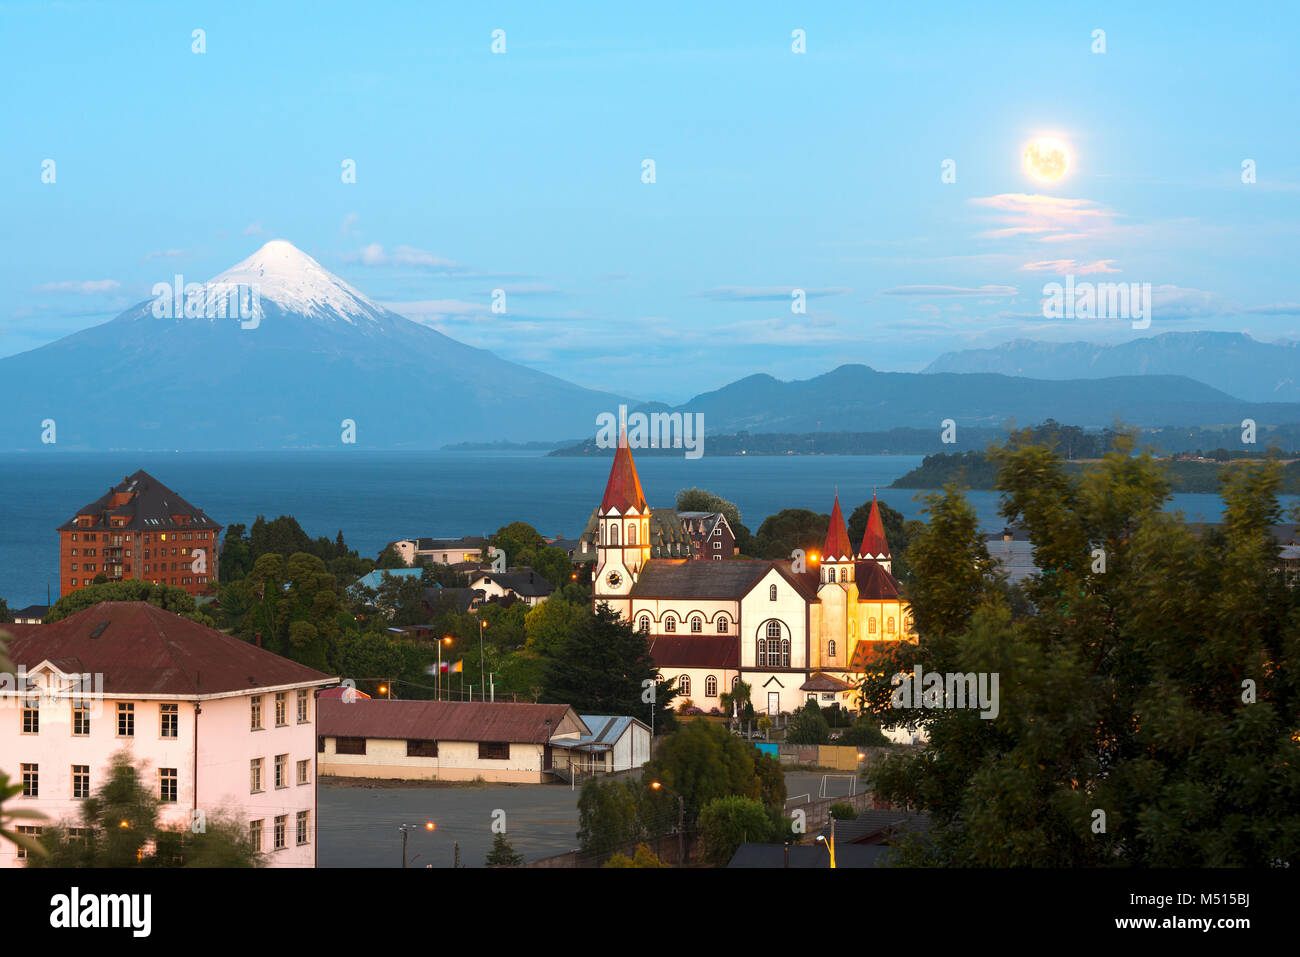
971, 193, 1113, 243
693, 285, 851, 301
880, 284, 1018, 297
346, 243, 462, 271
1020, 259, 1119, 275
36, 279, 121, 295
243, 222, 266, 236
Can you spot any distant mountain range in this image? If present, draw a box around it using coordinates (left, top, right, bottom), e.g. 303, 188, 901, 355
5, 245, 1300, 452
924, 332, 1300, 403
638, 364, 1300, 434
0, 241, 628, 450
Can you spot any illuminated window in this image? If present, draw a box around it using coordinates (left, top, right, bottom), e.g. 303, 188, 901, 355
769, 584, 778, 601
828, 640, 837, 658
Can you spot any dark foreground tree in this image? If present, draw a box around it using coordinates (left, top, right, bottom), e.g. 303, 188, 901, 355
484, 832, 524, 867
860, 432, 1300, 867
28, 752, 262, 868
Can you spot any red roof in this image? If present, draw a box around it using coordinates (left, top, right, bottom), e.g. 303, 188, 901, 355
648, 635, 739, 668
600, 432, 647, 514
319, 698, 580, 743
856, 561, 901, 600
3, 602, 334, 696
320, 686, 371, 700
848, 639, 911, 672
822, 495, 853, 562
858, 493, 891, 560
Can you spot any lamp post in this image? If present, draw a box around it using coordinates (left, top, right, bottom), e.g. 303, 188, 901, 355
478, 617, 487, 701
398, 821, 435, 868
650, 780, 686, 865
438, 635, 453, 700
816, 817, 837, 869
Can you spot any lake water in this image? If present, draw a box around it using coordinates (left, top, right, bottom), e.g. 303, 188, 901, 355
0, 451, 1291, 608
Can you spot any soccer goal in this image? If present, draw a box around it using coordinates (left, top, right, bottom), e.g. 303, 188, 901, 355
818, 774, 857, 799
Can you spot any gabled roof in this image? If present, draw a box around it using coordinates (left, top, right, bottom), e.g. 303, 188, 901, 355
822, 495, 853, 562
855, 561, 901, 601
648, 635, 740, 668
600, 433, 647, 514
848, 639, 911, 672
319, 699, 583, 744
799, 672, 855, 692
58, 470, 220, 532
630, 559, 817, 601
3, 602, 334, 696
415, 536, 487, 552
469, 567, 555, 597
858, 494, 891, 560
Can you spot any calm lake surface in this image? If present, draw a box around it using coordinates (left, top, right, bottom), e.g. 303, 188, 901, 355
0, 451, 1291, 607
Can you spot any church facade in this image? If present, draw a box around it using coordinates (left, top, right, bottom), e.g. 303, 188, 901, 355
590, 439, 915, 716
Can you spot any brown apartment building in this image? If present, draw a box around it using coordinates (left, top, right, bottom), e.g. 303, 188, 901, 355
58, 470, 222, 597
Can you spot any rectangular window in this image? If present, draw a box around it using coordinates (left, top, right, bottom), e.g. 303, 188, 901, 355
68, 827, 87, 844
297, 759, 310, 785
249, 820, 263, 853
15, 826, 42, 860
160, 703, 178, 738
478, 741, 510, 760
21, 764, 38, 797
274, 815, 287, 850
274, 754, 288, 789
275, 692, 287, 727
297, 689, 309, 723
21, 697, 38, 734
160, 768, 177, 803
250, 757, 263, 793
250, 695, 263, 730
296, 810, 309, 846
406, 739, 439, 758
317, 735, 325, 753
117, 702, 134, 737
73, 765, 89, 799
335, 737, 366, 755
73, 701, 90, 736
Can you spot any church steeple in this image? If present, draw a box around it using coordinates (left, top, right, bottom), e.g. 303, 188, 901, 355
820, 494, 854, 584
857, 492, 892, 574
593, 429, 650, 605
600, 428, 647, 514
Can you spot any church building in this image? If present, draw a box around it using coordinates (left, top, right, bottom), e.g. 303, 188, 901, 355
590, 437, 915, 716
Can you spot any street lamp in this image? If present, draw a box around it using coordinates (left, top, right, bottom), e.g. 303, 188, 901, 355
478, 618, 487, 701
649, 781, 685, 864
816, 817, 837, 869
438, 636, 453, 700
398, 822, 435, 868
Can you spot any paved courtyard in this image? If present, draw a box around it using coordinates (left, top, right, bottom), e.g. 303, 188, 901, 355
318, 778, 584, 868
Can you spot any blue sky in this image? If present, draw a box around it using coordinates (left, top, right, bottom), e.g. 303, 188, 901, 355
3, 0, 1298, 403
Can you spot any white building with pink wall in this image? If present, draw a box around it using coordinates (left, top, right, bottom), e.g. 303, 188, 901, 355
0, 602, 336, 868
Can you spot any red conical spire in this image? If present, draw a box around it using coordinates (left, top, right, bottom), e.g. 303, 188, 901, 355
822, 494, 853, 561
600, 429, 647, 514
858, 492, 891, 560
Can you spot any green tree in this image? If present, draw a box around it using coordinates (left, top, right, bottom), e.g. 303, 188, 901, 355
0, 599, 11, 623
375, 543, 408, 569
29, 752, 262, 868
523, 597, 582, 656
786, 699, 831, 745
864, 433, 1300, 867
46, 580, 216, 627
697, 795, 779, 866
641, 720, 772, 826
489, 522, 547, 567
752, 508, 828, 560
577, 778, 644, 855
828, 802, 857, 821
484, 832, 525, 867
603, 843, 669, 868
542, 604, 676, 731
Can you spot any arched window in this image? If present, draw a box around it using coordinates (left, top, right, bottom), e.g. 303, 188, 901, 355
732, 676, 740, 690
769, 584, 778, 601
903, 614, 912, 633
781, 639, 790, 667
609, 524, 619, 546
691, 616, 702, 633
756, 638, 766, 665
628, 523, 637, 545
716, 617, 729, 633
869, 618, 877, 634
887, 618, 895, 634
639, 616, 650, 632
840, 567, 848, 583
765, 621, 782, 667
664, 616, 676, 632
828, 640, 836, 657
679, 675, 690, 696
705, 675, 717, 697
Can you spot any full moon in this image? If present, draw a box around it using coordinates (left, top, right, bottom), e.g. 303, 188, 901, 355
1024, 137, 1070, 183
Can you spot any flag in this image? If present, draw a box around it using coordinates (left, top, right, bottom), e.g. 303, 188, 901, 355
440, 660, 463, 674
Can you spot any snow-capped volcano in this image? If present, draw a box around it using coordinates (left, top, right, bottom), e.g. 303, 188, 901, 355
204, 240, 388, 324
0, 240, 630, 450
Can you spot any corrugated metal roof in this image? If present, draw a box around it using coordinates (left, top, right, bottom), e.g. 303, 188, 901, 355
318, 698, 583, 744
4, 602, 334, 696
